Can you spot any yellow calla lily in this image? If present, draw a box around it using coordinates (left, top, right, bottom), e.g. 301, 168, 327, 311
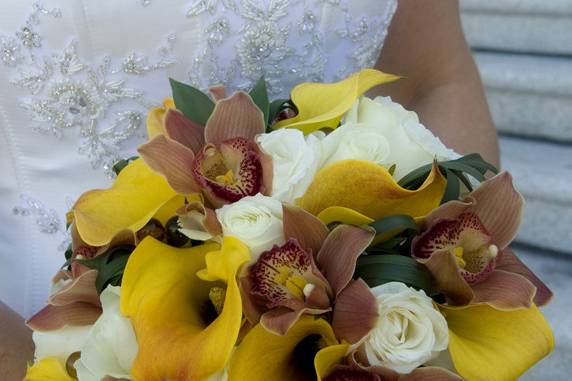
23, 357, 75, 381
72, 159, 179, 247
228, 316, 339, 381
147, 97, 175, 139
314, 344, 351, 381
120, 237, 248, 381
298, 160, 446, 221
274, 69, 400, 134
443, 303, 554, 381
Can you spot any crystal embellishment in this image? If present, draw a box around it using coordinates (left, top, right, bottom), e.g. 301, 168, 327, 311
1, 3, 177, 175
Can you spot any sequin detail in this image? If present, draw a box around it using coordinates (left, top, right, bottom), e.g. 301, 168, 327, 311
1, 3, 177, 176
186, 0, 397, 96
13, 195, 62, 234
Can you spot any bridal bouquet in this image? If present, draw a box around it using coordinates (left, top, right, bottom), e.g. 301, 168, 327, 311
24, 69, 553, 381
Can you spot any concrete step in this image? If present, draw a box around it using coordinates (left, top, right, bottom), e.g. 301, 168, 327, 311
500, 136, 572, 254
460, 0, 572, 55
474, 52, 572, 143
515, 246, 572, 380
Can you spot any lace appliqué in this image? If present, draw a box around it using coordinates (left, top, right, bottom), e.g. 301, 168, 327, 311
13, 194, 73, 250
1, 2, 177, 175
185, 0, 396, 97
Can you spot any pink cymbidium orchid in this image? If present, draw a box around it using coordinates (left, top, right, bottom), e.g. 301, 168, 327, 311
138, 91, 273, 207
241, 204, 377, 337
412, 172, 552, 309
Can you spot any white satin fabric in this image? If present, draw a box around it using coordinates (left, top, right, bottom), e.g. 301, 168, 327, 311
0, 0, 397, 317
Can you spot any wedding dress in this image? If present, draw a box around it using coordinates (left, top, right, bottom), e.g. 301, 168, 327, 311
0, 0, 397, 317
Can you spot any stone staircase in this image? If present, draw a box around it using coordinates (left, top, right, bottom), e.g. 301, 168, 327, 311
460, 0, 572, 255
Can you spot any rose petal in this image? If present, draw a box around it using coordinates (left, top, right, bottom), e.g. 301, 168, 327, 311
138, 135, 200, 195
496, 248, 553, 306
317, 225, 375, 295
164, 109, 205, 154
468, 172, 524, 249
283, 204, 329, 256
471, 269, 536, 310
332, 279, 378, 344
27, 303, 102, 331
204, 91, 265, 145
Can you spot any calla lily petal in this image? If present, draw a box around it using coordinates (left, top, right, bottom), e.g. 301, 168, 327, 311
332, 279, 378, 344
496, 248, 553, 306
121, 237, 246, 381
471, 269, 536, 310
24, 357, 75, 381
283, 204, 329, 257
138, 135, 200, 195
228, 316, 338, 381
317, 225, 375, 296
298, 160, 446, 221
274, 69, 400, 134
146, 97, 175, 139
72, 159, 178, 246
443, 303, 554, 381
317, 206, 373, 226
204, 91, 266, 145
164, 109, 205, 154
315, 344, 352, 381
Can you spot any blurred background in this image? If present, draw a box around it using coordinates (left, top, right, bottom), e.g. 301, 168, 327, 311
460, 0, 572, 378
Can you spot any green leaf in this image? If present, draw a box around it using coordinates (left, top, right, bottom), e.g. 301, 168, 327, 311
369, 214, 419, 235
451, 169, 473, 192
355, 254, 433, 293
112, 156, 139, 176
397, 165, 432, 189
169, 78, 215, 126
441, 169, 461, 204
267, 98, 289, 131
441, 161, 486, 182
77, 245, 134, 293
249, 77, 270, 125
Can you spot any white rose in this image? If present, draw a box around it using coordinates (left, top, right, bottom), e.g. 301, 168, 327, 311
33, 325, 91, 363
75, 286, 138, 381
256, 128, 321, 203
216, 193, 284, 259
363, 282, 448, 374
322, 96, 458, 180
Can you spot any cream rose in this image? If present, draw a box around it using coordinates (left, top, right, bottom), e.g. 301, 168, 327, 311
216, 193, 285, 259
75, 286, 138, 381
33, 325, 92, 363
256, 128, 322, 203
321, 96, 459, 180
363, 282, 448, 374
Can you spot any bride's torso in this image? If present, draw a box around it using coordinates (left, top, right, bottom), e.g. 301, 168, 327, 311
0, 0, 397, 316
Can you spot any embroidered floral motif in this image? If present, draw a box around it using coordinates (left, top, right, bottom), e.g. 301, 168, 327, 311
185, 0, 397, 96
13, 195, 62, 234
1, 3, 176, 175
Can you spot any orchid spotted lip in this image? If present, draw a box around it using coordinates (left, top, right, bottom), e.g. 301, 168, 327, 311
241, 203, 377, 337
412, 172, 553, 310
138, 90, 273, 207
